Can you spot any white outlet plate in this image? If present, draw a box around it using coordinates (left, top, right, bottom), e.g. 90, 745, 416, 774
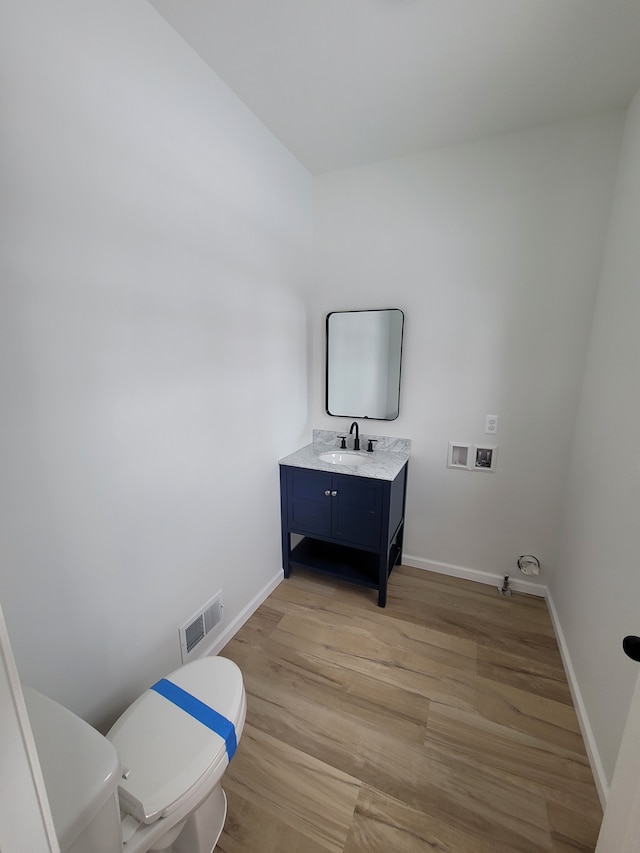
485, 414, 499, 434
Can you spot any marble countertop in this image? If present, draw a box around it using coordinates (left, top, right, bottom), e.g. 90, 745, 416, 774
279, 430, 410, 481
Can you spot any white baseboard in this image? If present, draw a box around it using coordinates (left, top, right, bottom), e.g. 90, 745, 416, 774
403, 553, 608, 806
545, 590, 609, 808
202, 569, 283, 659
402, 553, 546, 597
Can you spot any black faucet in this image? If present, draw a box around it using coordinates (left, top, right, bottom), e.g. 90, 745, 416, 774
349, 421, 360, 451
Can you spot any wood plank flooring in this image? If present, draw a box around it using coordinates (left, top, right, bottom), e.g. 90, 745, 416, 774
217, 566, 602, 852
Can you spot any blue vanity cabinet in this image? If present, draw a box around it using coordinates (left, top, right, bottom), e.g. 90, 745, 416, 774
280, 463, 407, 607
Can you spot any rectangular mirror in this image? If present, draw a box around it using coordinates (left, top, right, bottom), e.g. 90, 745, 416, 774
326, 309, 404, 420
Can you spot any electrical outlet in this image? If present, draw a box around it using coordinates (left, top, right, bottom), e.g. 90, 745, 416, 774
485, 414, 498, 435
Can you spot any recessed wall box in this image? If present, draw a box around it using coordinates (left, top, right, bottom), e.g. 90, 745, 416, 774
447, 443, 470, 469
473, 445, 497, 472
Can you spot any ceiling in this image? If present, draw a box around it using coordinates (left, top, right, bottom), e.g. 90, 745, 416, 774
147, 0, 640, 174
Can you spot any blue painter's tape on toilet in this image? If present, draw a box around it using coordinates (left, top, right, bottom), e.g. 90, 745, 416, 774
151, 677, 237, 761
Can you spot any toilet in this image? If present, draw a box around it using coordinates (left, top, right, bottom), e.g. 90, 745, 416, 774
24, 656, 246, 853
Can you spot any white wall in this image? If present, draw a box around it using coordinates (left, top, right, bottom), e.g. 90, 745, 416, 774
312, 113, 624, 590
1, 0, 636, 813
0, 0, 313, 729
552, 88, 640, 786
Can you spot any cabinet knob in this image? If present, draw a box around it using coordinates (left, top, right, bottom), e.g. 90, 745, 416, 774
324, 490, 331, 496
331, 490, 338, 496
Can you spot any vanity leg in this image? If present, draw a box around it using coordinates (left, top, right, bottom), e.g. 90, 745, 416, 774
280, 466, 291, 578
282, 531, 291, 578
395, 523, 405, 567
377, 553, 387, 607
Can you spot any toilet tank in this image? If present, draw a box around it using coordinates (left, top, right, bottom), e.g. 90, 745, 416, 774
24, 688, 122, 853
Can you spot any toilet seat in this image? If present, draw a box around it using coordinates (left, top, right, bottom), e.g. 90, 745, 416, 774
107, 657, 245, 826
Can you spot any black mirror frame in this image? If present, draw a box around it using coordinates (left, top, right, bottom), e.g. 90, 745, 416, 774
325, 308, 404, 421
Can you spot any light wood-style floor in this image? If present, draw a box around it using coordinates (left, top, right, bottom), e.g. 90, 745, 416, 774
217, 565, 602, 853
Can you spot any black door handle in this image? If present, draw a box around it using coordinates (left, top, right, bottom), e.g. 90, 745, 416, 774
623, 636, 640, 662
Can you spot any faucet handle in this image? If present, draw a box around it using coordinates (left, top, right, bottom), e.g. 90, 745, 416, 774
367, 439, 378, 453
338, 435, 347, 449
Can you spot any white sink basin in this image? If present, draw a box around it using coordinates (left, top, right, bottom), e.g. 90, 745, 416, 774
319, 452, 368, 466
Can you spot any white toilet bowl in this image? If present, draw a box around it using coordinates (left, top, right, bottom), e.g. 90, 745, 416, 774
25, 656, 246, 853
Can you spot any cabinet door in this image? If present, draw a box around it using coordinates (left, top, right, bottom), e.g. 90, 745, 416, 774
286, 468, 333, 537
331, 474, 383, 549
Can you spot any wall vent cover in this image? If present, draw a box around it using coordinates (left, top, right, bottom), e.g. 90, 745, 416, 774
179, 591, 223, 664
